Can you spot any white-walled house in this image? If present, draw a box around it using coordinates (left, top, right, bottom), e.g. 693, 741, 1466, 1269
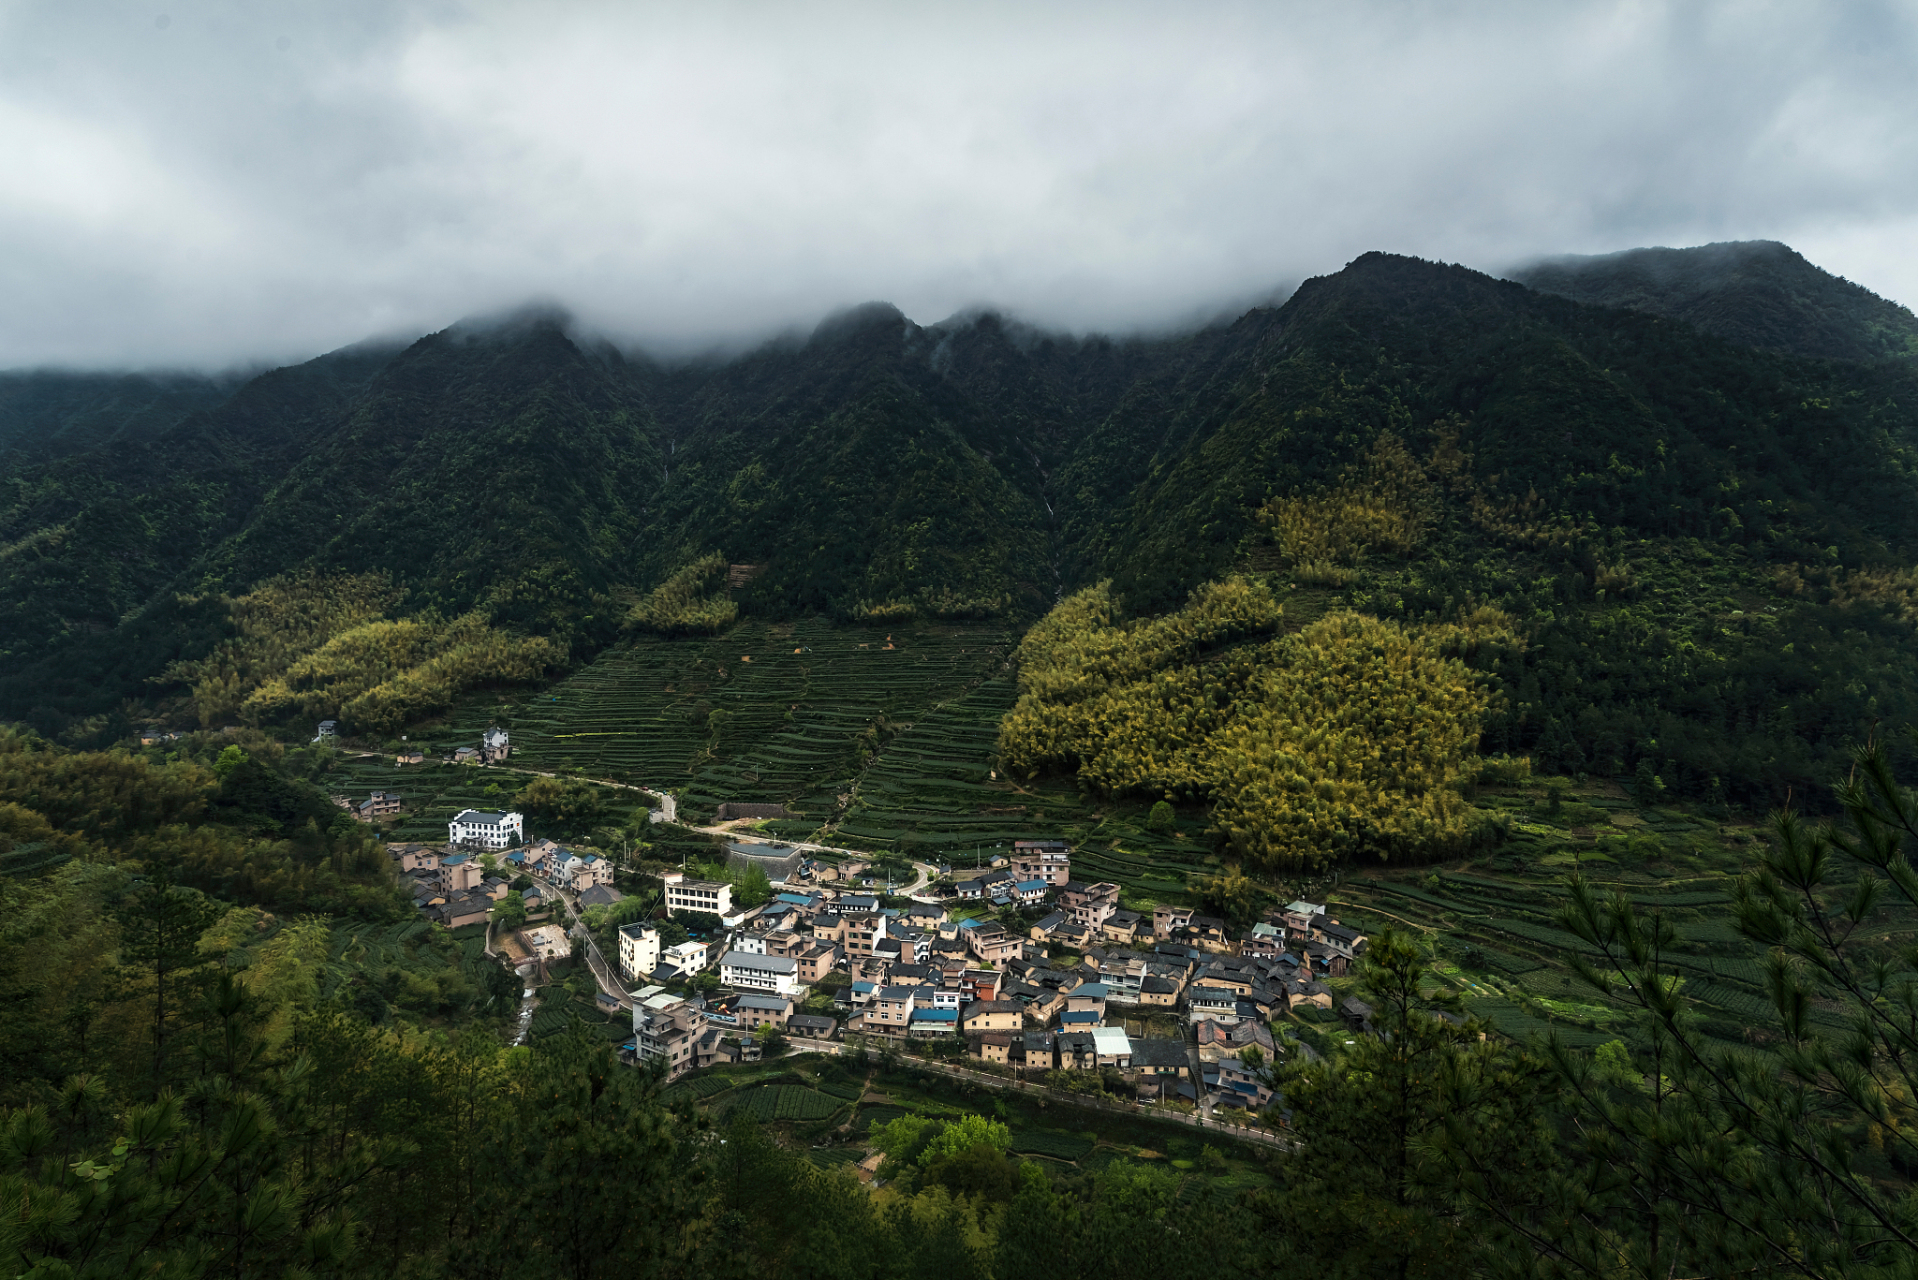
661, 939, 710, 977
719, 950, 802, 997
618, 922, 661, 982
662, 872, 733, 917
448, 809, 524, 850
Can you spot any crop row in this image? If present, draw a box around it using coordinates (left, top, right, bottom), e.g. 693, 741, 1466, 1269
1009, 1131, 1096, 1161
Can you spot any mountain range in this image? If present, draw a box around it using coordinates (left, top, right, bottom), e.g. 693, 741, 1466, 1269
6, 240, 1918, 805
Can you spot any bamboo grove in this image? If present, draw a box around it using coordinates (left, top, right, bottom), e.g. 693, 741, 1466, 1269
997, 575, 1521, 872
161, 571, 565, 735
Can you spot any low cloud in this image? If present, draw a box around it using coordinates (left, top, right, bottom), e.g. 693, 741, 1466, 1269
1, 1, 1915, 368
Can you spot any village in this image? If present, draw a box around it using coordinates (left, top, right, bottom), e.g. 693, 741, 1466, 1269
354, 726, 1369, 1124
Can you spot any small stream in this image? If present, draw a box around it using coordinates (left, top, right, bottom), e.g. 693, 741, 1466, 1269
511, 964, 538, 1045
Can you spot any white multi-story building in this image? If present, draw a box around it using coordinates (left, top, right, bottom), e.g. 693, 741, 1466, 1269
662, 939, 709, 976
618, 922, 661, 982
662, 872, 733, 917
448, 809, 524, 850
720, 950, 802, 996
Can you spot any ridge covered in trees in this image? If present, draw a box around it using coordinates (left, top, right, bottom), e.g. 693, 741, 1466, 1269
7, 242, 1918, 801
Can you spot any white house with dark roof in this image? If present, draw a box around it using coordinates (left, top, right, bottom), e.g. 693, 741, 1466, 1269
719, 949, 801, 996
448, 809, 524, 849
663, 872, 733, 917
618, 922, 661, 981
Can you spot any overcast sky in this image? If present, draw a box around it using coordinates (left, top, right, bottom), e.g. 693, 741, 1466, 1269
2, 1, 1916, 369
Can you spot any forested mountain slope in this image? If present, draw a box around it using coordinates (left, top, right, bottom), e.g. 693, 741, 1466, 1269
1510, 239, 1918, 361
4, 247, 1918, 810
0, 369, 238, 467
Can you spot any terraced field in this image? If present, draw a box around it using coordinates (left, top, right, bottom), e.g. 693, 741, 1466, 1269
419, 620, 1227, 897
1322, 785, 1856, 1056
401, 627, 1866, 1066
494, 620, 1014, 818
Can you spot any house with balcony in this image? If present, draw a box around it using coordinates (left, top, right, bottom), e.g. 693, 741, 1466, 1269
1060, 881, 1121, 930
632, 989, 705, 1080
1010, 840, 1072, 886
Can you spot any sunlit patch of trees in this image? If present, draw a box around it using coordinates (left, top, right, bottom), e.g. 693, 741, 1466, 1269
158, 571, 563, 734
241, 612, 562, 734
1206, 612, 1500, 870
999, 580, 1516, 871
1257, 433, 1434, 584
161, 570, 403, 725
628, 552, 739, 635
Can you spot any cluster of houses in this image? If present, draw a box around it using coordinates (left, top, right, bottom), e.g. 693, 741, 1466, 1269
619, 837, 1367, 1115
391, 842, 519, 928
334, 790, 404, 822
392, 834, 625, 929
450, 726, 512, 766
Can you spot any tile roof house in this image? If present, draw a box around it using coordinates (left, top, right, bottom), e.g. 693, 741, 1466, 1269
1102, 909, 1147, 944
1129, 1037, 1190, 1097
1017, 1030, 1056, 1070
733, 993, 794, 1029
787, 1013, 839, 1040
577, 883, 624, 909
1138, 974, 1181, 1006
960, 1000, 1025, 1033
969, 1030, 1017, 1065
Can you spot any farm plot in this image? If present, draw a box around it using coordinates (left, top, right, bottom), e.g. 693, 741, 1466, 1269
1009, 1131, 1097, 1162
487, 621, 1015, 816
729, 1086, 845, 1123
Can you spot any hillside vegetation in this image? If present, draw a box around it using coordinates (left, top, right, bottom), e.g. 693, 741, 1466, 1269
5, 245, 1918, 815
1000, 579, 1512, 870
158, 570, 564, 735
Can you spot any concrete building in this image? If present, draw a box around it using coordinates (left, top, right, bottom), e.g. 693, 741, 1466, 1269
480, 726, 511, 764
1010, 840, 1072, 886
618, 922, 661, 982
632, 989, 705, 1079
448, 809, 524, 850
661, 939, 710, 977
719, 950, 802, 996
663, 872, 733, 917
